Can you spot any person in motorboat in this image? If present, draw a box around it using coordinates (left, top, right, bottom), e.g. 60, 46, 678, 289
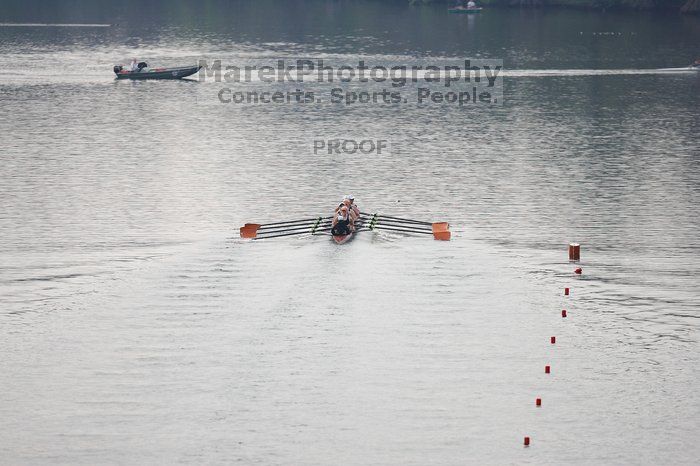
331, 206, 354, 236
128, 59, 149, 73
692, 58, 700, 68
453, 0, 476, 9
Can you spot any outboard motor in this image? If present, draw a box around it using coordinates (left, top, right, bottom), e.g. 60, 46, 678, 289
137, 61, 148, 71
113, 65, 123, 74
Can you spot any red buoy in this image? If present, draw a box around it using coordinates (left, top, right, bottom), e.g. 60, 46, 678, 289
545, 365, 551, 374
536, 398, 542, 407
562, 309, 567, 318
551, 336, 556, 344
568, 243, 580, 261
564, 287, 570, 296
574, 267, 582, 275
524, 436, 530, 446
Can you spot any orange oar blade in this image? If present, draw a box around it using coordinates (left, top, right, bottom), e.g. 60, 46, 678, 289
240, 225, 259, 239
432, 222, 450, 232
433, 230, 451, 241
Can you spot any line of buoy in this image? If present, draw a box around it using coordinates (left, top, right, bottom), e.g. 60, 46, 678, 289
525, 243, 580, 448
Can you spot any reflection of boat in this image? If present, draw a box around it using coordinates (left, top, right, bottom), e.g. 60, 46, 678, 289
113, 64, 201, 80
448, 7, 483, 14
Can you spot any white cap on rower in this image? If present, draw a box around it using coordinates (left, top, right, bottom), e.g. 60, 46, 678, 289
347, 194, 354, 200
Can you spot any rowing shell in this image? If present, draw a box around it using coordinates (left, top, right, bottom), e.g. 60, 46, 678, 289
332, 231, 353, 244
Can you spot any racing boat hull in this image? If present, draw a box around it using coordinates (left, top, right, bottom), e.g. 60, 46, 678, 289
332, 231, 354, 244
115, 65, 201, 80
332, 217, 362, 244
448, 7, 483, 14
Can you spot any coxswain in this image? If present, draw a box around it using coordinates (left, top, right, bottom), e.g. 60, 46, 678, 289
331, 206, 354, 236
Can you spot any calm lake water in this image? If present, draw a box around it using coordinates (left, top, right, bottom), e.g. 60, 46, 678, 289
1, 1, 699, 464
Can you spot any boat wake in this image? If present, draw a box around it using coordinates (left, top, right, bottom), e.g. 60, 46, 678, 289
0, 23, 111, 27
502, 68, 698, 77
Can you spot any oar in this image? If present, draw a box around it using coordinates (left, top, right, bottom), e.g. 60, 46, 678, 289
241, 223, 331, 239
245, 216, 332, 229
246, 218, 332, 232
254, 222, 331, 234
362, 216, 450, 233
369, 218, 432, 230
252, 226, 333, 240
252, 230, 315, 240
371, 225, 433, 235
369, 225, 451, 241
360, 212, 433, 226
359, 213, 449, 234
241, 216, 332, 238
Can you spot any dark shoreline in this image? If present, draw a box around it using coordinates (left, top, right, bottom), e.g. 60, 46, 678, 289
410, 0, 700, 14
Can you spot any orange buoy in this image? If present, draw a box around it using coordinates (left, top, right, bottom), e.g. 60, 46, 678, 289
562, 309, 567, 318
524, 436, 530, 446
536, 398, 542, 407
568, 243, 580, 261
574, 267, 582, 274
551, 336, 556, 344
545, 365, 551, 374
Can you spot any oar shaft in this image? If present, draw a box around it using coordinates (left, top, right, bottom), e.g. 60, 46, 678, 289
253, 226, 333, 240
371, 218, 432, 230
371, 225, 433, 235
253, 230, 313, 240
257, 216, 332, 229
359, 212, 432, 226
257, 222, 330, 234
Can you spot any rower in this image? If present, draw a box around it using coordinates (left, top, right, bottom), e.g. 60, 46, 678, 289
331, 206, 353, 236
335, 196, 352, 214
345, 195, 360, 220
467, 0, 477, 8
345, 194, 360, 217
